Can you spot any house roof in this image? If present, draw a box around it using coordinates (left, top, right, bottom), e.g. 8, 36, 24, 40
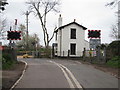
55, 21, 87, 32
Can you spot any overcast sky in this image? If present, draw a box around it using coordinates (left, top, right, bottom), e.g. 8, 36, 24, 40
1, 0, 117, 46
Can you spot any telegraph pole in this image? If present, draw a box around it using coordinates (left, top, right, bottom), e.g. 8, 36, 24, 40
26, 11, 29, 37
9, 26, 12, 47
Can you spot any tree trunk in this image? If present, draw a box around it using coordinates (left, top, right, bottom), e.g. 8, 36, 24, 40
44, 44, 49, 58
26, 0, 60, 58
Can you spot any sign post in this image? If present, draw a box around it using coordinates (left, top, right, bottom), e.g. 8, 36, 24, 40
88, 30, 101, 62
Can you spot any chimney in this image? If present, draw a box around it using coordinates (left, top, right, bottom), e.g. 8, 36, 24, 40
74, 19, 76, 22
58, 14, 62, 28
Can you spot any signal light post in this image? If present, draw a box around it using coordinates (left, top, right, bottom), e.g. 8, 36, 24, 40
88, 30, 101, 50
7, 19, 21, 48
7, 19, 20, 61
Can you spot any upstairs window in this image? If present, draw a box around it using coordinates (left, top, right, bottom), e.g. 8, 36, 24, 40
70, 28, 76, 39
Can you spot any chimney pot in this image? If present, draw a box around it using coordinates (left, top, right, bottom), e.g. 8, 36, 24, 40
74, 19, 76, 22
58, 14, 62, 27
59, 14, 61, 17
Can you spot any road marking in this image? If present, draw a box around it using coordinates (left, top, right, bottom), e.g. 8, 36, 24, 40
74, 61, 82, 64
60, 64, 82, 88
49, 60, 83, 89
49, 61, 75, 88
10, 60, 28, 90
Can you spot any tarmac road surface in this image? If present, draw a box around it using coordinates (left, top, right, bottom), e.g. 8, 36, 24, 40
14, 58, 118, 89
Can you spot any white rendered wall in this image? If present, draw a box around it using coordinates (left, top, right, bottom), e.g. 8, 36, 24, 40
60, 24, 85, 57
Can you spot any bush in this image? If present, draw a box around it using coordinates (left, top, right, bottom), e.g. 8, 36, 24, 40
2, 53, 17, 70
39, 48, 52, 58
2, 54, 11, 61
106, 56, 120, 68
107, 41, 120, 57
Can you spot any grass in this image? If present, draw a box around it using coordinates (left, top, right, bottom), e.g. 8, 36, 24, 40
82, 56, 120, 68
106, 56, 120, 68
2, 59, 16, 70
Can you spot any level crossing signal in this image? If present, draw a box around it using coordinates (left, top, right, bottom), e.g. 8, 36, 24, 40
7, 31, 21, 40
88, 30, 101, 38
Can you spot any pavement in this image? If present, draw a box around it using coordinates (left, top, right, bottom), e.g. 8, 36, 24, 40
13, 58, 118, 89
2, 61, 25, 89
0, 71, 2, 90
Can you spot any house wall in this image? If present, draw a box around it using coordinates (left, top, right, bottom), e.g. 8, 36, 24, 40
84, 40, 89, 50
57, 29, 62, 56
57, 24, 86, 57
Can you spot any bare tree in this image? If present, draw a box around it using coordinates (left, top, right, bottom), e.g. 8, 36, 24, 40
16, 33, 40, 51
105, 0, 119, 7
110, 24, 120, 39
18, 24, 26, 37
106, 0, 120, 40
0, 15, 7, 40
26, 0, 60, 48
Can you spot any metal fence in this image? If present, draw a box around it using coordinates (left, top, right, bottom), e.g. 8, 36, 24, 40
55, 51, 83, 57
83, 48, 107, 63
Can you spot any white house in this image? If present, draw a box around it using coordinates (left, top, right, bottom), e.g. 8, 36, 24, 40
53, 15, 89, 57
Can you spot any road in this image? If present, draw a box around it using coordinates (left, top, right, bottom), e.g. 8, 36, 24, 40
14, 58, 118, 89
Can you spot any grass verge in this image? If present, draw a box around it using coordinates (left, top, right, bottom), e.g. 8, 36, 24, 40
106, 56, 120, 68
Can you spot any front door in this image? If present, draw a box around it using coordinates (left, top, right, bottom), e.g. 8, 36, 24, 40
70, 44, 76, 55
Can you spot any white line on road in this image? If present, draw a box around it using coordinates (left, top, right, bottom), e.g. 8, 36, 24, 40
60, 64, 82, 88
74, 61, 82, 64
49, 60, 83, 89
49, 61, 75, 88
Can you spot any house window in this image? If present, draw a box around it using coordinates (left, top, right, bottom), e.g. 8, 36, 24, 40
70, 43, 76, 55
70, 28, 76, 39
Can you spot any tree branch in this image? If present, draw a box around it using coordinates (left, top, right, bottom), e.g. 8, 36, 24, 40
48, 27, 57, 43
32, 3, 47, 46
26, 0, 60, 47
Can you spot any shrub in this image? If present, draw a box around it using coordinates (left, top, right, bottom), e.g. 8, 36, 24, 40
107, 41, 120, 57
2, 53, 16, 70
2, 54, 11, 63
39, 47, 52, 58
